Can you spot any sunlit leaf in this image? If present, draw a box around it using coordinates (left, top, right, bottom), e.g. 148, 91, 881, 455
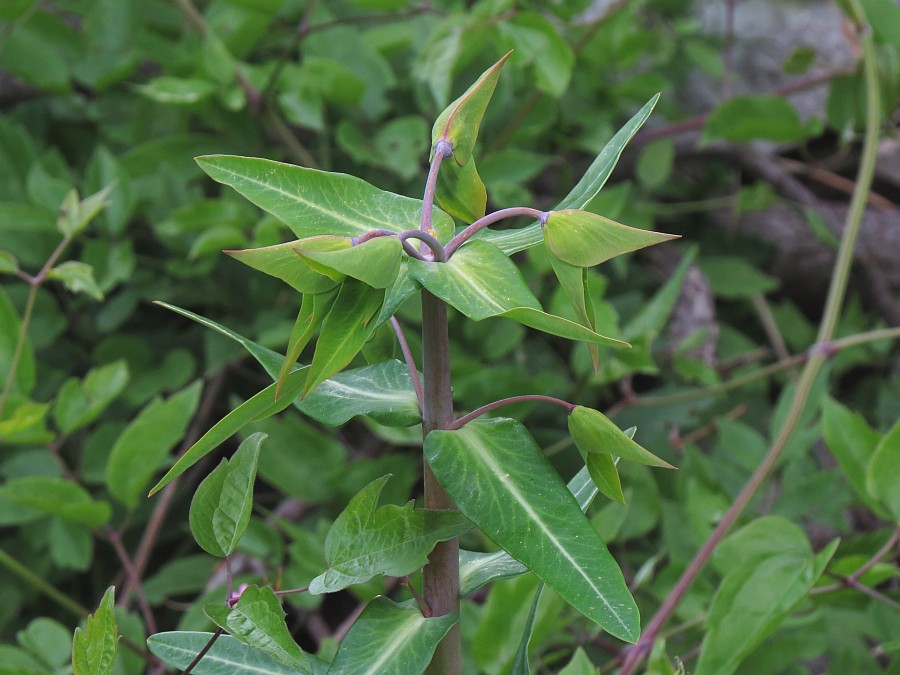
297, 235, 402, 289
569, 406, 675, 469
148, 632, 317, 674
226, 237, 345, 294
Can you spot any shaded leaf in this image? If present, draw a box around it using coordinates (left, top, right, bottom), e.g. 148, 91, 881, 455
72, 587, 117, 675
190, 433, 265, 557
147, 632, 319, 674
549, 256, 600, 370
866, 418, 900, 521
0, 476, 110, 527
511, 585, 543, 675
0, 287, 35, 396
277, 290, 338, 397
53, 360, 128, 434
426, 418, 639, 641
309, 475, 470, 594
0, 249, 19, 274
435, 155, 487, 223
705, 95, 806, 143
47, 261, 104, 300
586, 453, 626, 505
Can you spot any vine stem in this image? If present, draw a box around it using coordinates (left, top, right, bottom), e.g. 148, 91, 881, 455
619, 4, 881, 671
444, 207, 547, 257
390, 317, 423, 410
449, 395, 574, 430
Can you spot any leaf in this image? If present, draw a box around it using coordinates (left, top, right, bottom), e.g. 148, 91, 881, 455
696, 518, 838, 675
624, 246, 696, 340
57, 183, 114, 237
822, 397, 886, 517
305, 280, 385, 396
0, 287, 35, 397
569, 406, 675, 469
586, 453, 626, 505
698, 256, 780, 299
0, 476, 110, 527
549, 256, 600, 370
190, 433, 265, 557
435, 154, 487, 223
326, 597, 456, 675
148, 369, 309, 496
53, 360, 128, 434
147, 632, 313, 675
704, 95, 807, 143
500, 12, 574, 97
297, 359, 420, 427
297, 236, 402, 289
106, 381, 203, 507
425, 418, 640, 641
226, 237, 344, 294
72, 587, 117, 675
0, 249, 19, 274
511, 585, 543, 675
459, 465, 603, 596
308, 475, 471, 594
47, 261, 104, 300
544, 210, 678, 267
277, 290, 338, 397
135, 76, 217, 104
866, 417, 900, 521
558, 648, 595, 675
195, 155, 455, 244
204, 586, 314, 672
408, 241, 628, 347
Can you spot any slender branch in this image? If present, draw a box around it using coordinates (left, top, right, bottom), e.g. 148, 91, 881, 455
352, 229, 397, 245
181, 628, 224, 675
420, 140, 452, 238
104, 527, 157, 635
449, 395, 575, 430
444, 207, 547, 257
274, 586, 309, 597
619, 8, 882, 670
811, 525, 900, 595
399, 230, 447, 262
390, 317, 423, 410
0, 545, 89, 617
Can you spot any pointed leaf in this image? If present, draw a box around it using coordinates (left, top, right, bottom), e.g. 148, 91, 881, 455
309, 475, 470, 594
72, 587, 117, 675
550, 255, 599, 370
107, 382, 203, 507
544, 210, 677, 267
408, 241, 627, 347
511, 584, 543, 675
623, 245, 696, 340
190, 432, 265, 557
149, 369, 309, 496
326, 597, 456, 675
203, 586, 313, 672
431, 51, 511, 162
435, 156, 487, 223
586, 453, 626, 505
196, 155, 455, 243
53, 360, 129, 434
226, 237, 344, 294
425, 418, 640, 641
0, 287, 35, 397
866, 417, 900, 520
277, 290, 338, 397
297, 236, 402, 289
305, 280, 385, 396
297, 360, 420, 427
47, 261, 104, 300
569, 406, 675, 469
148, 632, 319, 675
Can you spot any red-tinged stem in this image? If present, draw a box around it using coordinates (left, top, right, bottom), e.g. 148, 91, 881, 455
399, 230, 447, 262
449, 395, 574, 430
420, 141, 452, 242
391, 317, 424, 411
444, 207, 547, 257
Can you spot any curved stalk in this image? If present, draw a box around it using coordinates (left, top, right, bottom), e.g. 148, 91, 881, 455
449, 395, 575, 430
444, 207, 547, 257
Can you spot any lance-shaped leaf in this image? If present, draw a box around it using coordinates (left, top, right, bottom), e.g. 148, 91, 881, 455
408, 240, 628, 347
277, 290, 338, 398
475, 94, 660, 255
204, 586, 313, 673
569, 406, 675, 469
866, 418, 900, 521
425, 418, 640, 642
511, 585, 543, 675
549, 255, 600, 370
189, 432, 265, 558
326, 597, 457, 675
149, 368, 309, 496
374, 260, 420, 327
226, 237, 345, 294
430, 52, 511, 223
305, 280, 385, 396
585, 453, 625, 505
196, 155, 456, 243
309, 475, 471, 594
72, 587, 117, 675
297, 360, 421, 427
297, 236, 402, 289
148, 632, 324, 675
544, 210, 678, 267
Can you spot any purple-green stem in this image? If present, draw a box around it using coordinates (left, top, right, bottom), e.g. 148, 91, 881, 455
418, 140, 461, 674
390, 316, 424, 409
444, 207, 547, 257
449, 395, 574, 430
619, 5, 880, 671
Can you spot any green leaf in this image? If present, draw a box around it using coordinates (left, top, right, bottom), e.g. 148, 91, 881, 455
326, 597, 456, 675
408, 241, 628, 347
57, 184, 114, 237
635, 138, 675, 190
698, 256, 780, 299
511, 585, 543, 675
696, 517, 838, 675
148, 632, 312, 674
135, 76, 217, 104
297, 236, 402, 289
46, 261, 104, 300
203, 586, 313, 672
0, 476, 110, 527
309, 475, 470, 594
0, 249, 19, 274
435, 155, 487, 223
276, 290, 337, 396
106, 381, 203, 507
823, 397, 886, 517
425, 418, 640, 641
305, 280, 385, 396
500, 13, 574, 97
623, 246, 696, 340
195, 155, 455, 244
0, 397, 51, 443
53, 360, 128, 434
704, 95, 806, 143
190, 432, 265, 557
569, 406, 675, 469
0, 287, 35, 396
866, 417, 900, 521
72, 587, 117, 675
297, 360, 420, 427
149, 370, 308, 496
459, 465, 604, 597
585, 453, 626, 505
474, 94, 660, 255
549, 256, 600, 370
226, 237, 344, 294
558, 648, 595, 675
544, 210, 677, 267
